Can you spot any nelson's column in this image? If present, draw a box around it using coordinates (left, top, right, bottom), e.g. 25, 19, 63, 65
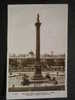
33, 13, 44, 81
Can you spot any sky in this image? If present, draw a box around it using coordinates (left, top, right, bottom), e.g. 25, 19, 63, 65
8, 4, 68, 55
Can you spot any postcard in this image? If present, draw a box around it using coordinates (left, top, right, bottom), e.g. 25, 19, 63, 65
7, 4, 68, 99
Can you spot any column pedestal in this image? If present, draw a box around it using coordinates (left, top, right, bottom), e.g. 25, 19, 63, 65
33, 64, 44, 80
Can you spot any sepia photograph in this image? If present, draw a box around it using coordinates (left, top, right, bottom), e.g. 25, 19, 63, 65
7, 4, 68, 99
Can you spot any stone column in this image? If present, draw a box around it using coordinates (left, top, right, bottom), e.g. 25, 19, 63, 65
33, 13, 43, 80
35, 13, 41, 65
